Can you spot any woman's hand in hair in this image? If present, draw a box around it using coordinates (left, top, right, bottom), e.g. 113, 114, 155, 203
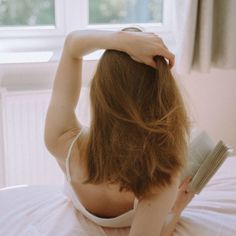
120, 31, 175, 69
171, 176, 195, 215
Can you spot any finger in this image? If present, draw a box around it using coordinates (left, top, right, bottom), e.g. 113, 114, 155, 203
147, 32, 168, 50
185, 191, 195, 201
169, 53, 175, 68
155, 47, 175, 68
186, 176, 192, 181
166, 51, 175, 68
179, 176, 192, 191
179, 176, 191, 189
179, 182, 188, 191
153, 35, 169, 52
158, 37, 168, 50
184, 189, 194, 195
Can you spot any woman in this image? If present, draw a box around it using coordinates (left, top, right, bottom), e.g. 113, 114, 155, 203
44, 27, 195, 236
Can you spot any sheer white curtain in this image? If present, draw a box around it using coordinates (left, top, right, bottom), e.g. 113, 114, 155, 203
173, 0, 236, 73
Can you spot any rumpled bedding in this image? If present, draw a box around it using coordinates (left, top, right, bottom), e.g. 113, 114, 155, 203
0, 156, 236, 236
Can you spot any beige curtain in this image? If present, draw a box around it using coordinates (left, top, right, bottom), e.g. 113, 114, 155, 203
174, 0, 236, 73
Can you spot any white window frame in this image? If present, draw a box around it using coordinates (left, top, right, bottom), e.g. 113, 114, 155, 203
0, 0, 174, 58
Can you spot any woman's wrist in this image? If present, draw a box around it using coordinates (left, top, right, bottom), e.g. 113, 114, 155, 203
171, 206, 182, 215
112, 30, 130, 54
160, 212, 180, 236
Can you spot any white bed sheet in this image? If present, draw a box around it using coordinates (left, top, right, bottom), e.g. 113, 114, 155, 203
0, 156, 236, 236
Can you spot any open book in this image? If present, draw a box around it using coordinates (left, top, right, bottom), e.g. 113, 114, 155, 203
181, 129, 233, 194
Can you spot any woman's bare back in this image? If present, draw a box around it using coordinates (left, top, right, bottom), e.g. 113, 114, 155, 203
59, 133, 136, 218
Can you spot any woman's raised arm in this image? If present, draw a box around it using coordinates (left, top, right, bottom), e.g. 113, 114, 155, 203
44, 30, 127, 160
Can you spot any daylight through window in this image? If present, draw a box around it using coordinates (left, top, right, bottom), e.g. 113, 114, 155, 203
89, 0, 163, 25
0, 0, 55, 27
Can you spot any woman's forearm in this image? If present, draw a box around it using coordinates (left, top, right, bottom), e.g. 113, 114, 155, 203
65, 30, 127, 59
64, 29, 175, 69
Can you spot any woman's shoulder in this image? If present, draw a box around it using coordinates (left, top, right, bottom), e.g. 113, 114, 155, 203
48, 126, 89, 177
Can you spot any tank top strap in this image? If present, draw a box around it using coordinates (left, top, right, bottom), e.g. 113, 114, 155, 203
133, 197, 139, 209
65, 127, 84, 182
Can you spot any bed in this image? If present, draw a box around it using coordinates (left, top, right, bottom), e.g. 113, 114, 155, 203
0, 156, 236, 236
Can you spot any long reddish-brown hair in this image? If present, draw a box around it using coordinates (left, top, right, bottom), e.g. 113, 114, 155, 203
83, 29, 189, 198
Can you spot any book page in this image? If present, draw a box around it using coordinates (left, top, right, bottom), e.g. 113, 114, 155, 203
188, 143, 231, 193
180, 129, 214, 182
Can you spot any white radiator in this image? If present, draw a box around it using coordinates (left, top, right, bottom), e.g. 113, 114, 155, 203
0, 88, 90, 187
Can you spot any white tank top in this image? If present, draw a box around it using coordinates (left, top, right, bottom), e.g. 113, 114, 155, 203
62, 126, 138, 228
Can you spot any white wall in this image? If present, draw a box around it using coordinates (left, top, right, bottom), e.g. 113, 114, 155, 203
182, 69, 236, 154
0, 61, 235, 154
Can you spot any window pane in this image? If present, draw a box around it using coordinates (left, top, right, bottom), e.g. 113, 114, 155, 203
0, 0, 55, 27
89, 0, 163, 25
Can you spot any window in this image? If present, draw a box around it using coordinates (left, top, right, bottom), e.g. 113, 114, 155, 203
0, 0, 65, 37
89, 0, 163, 25
0, 0, 55, 27
86, 0, 172, 32
0, 0, 173, 56
84, 0, 172, 34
